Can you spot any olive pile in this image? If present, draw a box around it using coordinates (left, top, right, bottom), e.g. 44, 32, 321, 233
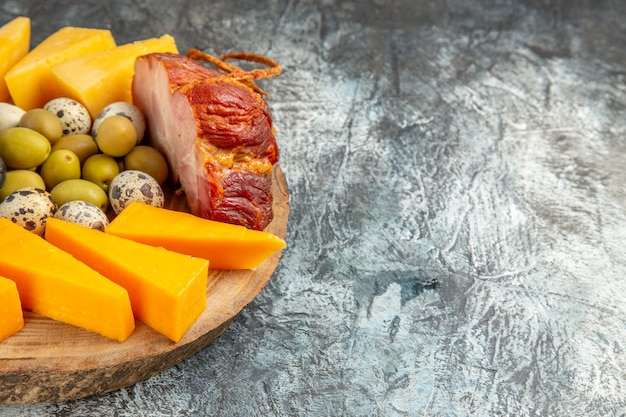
0, 99, 169, 218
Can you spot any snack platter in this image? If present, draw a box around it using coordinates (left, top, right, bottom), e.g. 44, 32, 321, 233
0, 166, 289, 404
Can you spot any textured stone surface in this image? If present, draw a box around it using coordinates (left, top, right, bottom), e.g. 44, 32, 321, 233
1, 0, 626, 415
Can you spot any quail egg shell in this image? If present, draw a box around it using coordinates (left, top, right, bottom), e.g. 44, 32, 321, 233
0, 102, 26, 131
92, 102, 146, 142
109, 170, 165, 215
0, 187, 58, 236
54, 200, 110, 232
44, 97, 92, 135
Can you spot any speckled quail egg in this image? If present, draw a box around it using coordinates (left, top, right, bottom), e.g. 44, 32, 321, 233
54, 200, 110, 232
44, 97, 91, 135
0, 187, 58, 236
108, 170, 164, 215
92, 102, 146, 142
0, 102, 26, 131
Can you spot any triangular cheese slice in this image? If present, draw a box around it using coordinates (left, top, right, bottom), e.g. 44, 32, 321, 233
106, 202, 286, 270
0, 218, 134, 341
45, 217, 208, 343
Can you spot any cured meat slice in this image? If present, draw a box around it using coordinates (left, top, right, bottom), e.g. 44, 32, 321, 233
132, 51, 281, 230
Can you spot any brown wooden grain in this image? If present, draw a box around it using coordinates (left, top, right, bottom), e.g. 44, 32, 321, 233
0, 166, 289, 404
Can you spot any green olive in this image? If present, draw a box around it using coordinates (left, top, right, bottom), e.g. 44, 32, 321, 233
0, 170, 46, 201
123, 145, 169, 185
81, 153, 120, 192
40, 149, 81, 190
95, 115, 137, 157
0, 127, 51, 169
50, 179, 109, 212
51, 134, 99, 165
19, 108, 64, 144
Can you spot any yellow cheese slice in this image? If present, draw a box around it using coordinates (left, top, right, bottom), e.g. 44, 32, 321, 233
0, 275, 24, 342
106, 202, 287, 270
0, 16, 30, 102
0, 218, 134, 342
50, 34, 178, 118
5, 26, 116, 110
45, 217, 209, 343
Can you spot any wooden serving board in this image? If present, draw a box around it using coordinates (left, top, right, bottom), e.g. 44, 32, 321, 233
0, 166, 290, 404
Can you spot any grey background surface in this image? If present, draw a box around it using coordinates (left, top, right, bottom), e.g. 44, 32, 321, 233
1, 0, 626, 416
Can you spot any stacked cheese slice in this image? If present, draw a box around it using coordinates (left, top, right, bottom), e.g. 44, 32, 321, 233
2, 21, 178, 118
0, 203, 286, 343
0, 275, 24, 342
0, 217, 209, 343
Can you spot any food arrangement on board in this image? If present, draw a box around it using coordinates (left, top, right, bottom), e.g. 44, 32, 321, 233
0, 16, 286, 343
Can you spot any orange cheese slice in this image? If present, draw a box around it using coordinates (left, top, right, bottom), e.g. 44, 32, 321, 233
0, 16, 30, 102
5, 26, 116, 110
0, 275, 24, 342
50, 34, 178, 118
45, 217, 209, 343
0, 218, 134, 341
106, 202, 287, 270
